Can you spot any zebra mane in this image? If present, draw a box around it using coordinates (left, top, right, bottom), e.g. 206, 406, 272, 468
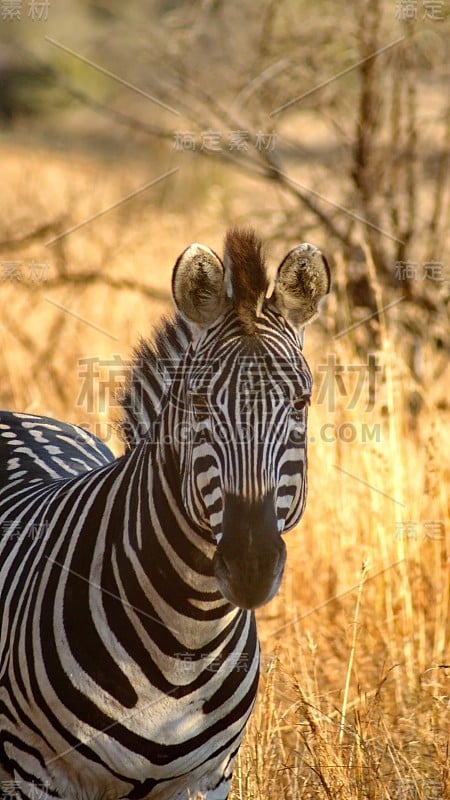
224, 228, 269, 335
118, 313, 192, 450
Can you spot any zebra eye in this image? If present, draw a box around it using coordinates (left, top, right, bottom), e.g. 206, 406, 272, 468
292, 395, 310, 421
190, 392, 210, 421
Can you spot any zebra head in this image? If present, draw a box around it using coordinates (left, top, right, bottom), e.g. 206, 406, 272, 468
170, 229, 330, 610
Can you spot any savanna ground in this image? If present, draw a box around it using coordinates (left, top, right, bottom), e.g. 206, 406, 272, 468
0, 1, 449, 798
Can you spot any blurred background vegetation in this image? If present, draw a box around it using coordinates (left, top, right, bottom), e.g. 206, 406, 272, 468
0, 1, 449, 798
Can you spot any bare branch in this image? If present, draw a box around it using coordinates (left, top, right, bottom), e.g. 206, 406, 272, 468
12, 270, 171, 303
0, 220, 66, 254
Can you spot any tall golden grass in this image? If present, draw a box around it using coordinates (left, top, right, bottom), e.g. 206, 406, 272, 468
235, 286, 449, 799
1, 146, 448, 799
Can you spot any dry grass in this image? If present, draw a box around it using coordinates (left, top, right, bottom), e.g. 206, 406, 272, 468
237, 328, 449, 799
1, 145, 448, 800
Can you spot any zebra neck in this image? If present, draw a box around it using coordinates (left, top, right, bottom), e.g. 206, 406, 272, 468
105, 441, 239, 652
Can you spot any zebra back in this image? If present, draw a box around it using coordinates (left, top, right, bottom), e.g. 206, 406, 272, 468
0, 412, 113, 488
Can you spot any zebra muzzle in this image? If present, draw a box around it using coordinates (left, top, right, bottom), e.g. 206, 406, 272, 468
213, 492, 287, 610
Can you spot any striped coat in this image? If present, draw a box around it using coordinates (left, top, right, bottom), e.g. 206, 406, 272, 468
0, 229, 329, 799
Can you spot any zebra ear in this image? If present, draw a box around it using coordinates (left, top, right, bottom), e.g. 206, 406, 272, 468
172, 244, 230, 329
271, 243, 330, 328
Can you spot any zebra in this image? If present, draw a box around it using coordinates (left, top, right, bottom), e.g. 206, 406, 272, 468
0, 228, 330, 800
